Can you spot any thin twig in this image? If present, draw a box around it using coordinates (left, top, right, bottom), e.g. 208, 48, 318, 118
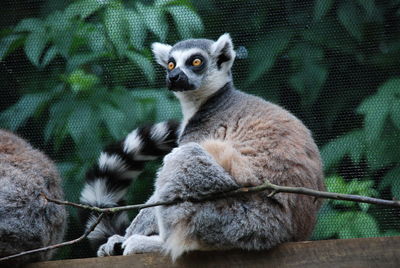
46, 180, 400, 215
0, 213, 105, 263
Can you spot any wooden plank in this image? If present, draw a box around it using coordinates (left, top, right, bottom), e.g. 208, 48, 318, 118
25, 236, 400, 268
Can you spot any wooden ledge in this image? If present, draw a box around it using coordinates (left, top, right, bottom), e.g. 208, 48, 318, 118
25, 236, 400, 268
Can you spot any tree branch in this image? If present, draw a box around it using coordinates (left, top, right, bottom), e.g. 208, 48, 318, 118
2, 179, 400, 263
45, 180, 400, 213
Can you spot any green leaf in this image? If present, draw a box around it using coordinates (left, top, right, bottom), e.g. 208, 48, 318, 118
288, 58, 327, 107
356, 0, 378, 19
379, 166, 400, 199
87, 25, 107, 52
313, 0, 334, 21
105, 4, 128, 56
125, 51, 155, 83
391, 99, 400, 129
0, 34, 23, 60
335, 212, 379, 239
167, 6, 203, 39
57, 162, 76, 179
125, 10, 146, 50
14, 18, 43, 32
321, 130, 364, 169
67, 69, 99, 92
351, 212, 380, 237
40, 46, 58, 67
246, 30, 292, 84
45, 98, 74, 143
326, 176, 347, 193
67, 104, 94, 143
357, 94, 390, 141
0, 93, 53, 130
100, 104, 127, 140
303, 19, 358, 55
326, 176, 377, 209
129, 89, 181, 122
65, 0, 105, 19
337, 2, 363, 41
312, 210, 338, 239
66, 52, 104, 72
137, 3, 168, 41
24, 28, 48, 66
45, 11, 73, 58
382, 230, 400, 237
357, 78, 400, 141
154, 0, 183, 7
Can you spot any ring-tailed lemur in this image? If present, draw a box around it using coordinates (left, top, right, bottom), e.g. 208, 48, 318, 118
79, 34, 325, 260
0, 130, 66, 266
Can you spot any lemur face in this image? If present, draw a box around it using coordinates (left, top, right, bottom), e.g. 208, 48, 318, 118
152, 34, 236, 94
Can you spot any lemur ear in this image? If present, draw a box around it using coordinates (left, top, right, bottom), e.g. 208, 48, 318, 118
210, 33, 236, 70
152, 42, 172, 67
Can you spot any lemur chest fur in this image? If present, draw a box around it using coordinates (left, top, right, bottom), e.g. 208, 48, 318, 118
179, 83, 321, 188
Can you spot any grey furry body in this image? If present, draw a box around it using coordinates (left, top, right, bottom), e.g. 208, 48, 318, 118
98, 84, 324, 259
0, 130, 66, 266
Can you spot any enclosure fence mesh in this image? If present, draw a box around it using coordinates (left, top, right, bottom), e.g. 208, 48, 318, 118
1, 0, 400, 260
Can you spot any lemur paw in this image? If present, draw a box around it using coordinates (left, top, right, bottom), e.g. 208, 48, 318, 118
122, 235, 163, 255
97, 235, 125, 257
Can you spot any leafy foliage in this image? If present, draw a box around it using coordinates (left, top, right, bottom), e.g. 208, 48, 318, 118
312, 176, 400, 239
0, 0, 202, 258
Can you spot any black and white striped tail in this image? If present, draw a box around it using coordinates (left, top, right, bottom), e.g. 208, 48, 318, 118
79, 120, 180, 248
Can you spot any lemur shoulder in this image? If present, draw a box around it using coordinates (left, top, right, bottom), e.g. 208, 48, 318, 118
79, 34, 325, 260
0, 130, 66, 266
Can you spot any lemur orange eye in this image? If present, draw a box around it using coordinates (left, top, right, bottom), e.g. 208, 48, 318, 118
192, 58, 202, 66
168, 62, 175, 70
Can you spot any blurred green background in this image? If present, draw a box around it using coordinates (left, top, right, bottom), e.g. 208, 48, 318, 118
1, 0, 400, 260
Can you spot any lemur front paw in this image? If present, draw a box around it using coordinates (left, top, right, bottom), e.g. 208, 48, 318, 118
122, 235, 163, 255
97, 235, 125, 257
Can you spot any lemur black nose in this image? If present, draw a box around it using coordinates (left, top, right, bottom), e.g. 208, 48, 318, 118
167, 67, 191, 91
169, 73, 179, 81
168, 68, 182, 81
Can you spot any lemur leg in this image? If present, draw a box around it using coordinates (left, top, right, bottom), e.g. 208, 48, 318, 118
97, 234, 125, 256
154, 142, 245, 259
122, 235, 163, 255
97, 195, 159, 257
120, 142, 242, 258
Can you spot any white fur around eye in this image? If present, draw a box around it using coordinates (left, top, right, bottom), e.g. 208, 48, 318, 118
170, 48, 207, 69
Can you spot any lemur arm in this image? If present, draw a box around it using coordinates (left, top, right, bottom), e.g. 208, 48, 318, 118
156, 142, 241, 201
79, 120, 180, 248
124, 194, 159, 237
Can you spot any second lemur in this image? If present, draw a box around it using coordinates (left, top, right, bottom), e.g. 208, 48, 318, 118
79, 34, 325, 260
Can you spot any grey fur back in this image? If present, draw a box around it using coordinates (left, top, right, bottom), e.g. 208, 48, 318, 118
0, 130, 66, 266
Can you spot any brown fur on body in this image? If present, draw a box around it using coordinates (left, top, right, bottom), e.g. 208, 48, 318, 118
0, 130, 66, 266
181, 88, 325, 241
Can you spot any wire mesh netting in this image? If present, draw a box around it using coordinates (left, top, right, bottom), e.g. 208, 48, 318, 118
1, 0, 400, 261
